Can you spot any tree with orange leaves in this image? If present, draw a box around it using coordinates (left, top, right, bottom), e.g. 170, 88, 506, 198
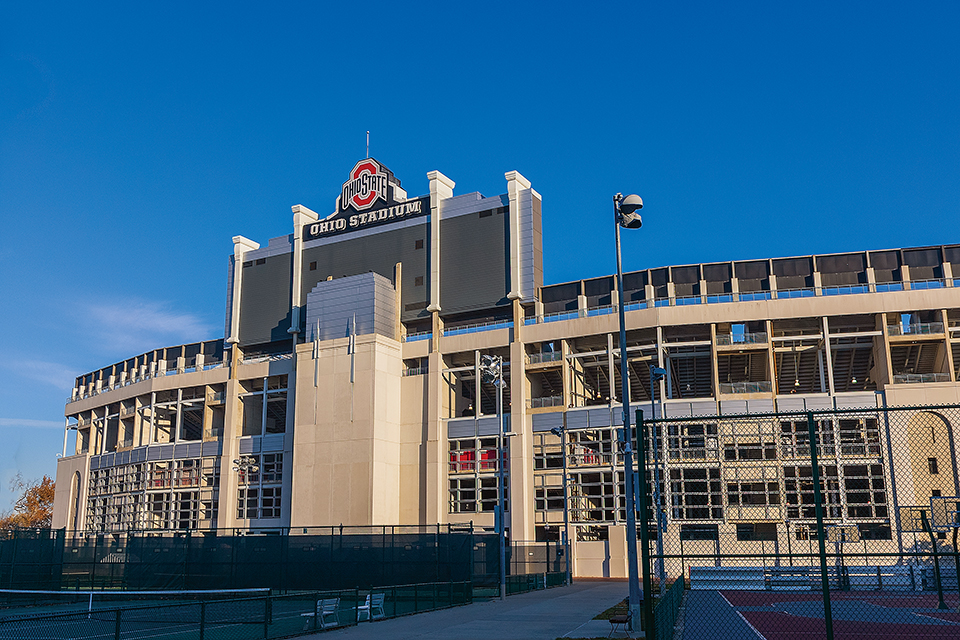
0, 475, 55, 529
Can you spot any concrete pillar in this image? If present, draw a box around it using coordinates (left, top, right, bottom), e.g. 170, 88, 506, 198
227, 236, 261, 346
505, 171, 532, 301
426, 171, 455, 314
290, 205, 320, 339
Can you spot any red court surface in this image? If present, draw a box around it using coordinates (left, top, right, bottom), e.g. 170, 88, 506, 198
682, 589, 960, 640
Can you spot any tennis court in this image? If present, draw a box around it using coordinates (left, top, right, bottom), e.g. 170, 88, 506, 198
682, 588, 960, 640
0, 582, 472, 640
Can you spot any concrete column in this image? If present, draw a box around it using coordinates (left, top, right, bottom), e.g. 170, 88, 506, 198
394, 263, 404, 341
426, 171, 455, 314
227, 236, 261, 346
765, 320, 777, 395
289, 205, 320, 339
942, 309, 956, 382
901, 264, 912, 290
424, 350, 445, 524
709, 324, 720, 399
944, 262, 954, 287
505, 171, 532, 301
878, 314, 895, 387
822, 317, 836, 394
510, 306, 535, 541
768, 274, 778, 300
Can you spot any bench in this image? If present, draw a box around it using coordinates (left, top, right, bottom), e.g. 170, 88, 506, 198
608, 611, 631, 637
300, 597, 340, 630
357, 593, 385, 621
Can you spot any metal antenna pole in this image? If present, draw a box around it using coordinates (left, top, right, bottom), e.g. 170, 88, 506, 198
497, 362, 507, 601
650, 367, 667, 593
615, 195, 643, 632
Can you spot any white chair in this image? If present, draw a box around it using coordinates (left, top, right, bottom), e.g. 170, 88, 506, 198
301, 597, 340, 630
357, 593, 385, 621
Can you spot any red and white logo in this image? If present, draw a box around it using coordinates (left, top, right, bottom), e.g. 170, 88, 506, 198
340, 159, 389, 212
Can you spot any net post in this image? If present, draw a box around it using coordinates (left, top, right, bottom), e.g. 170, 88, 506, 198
806, 411, 834, 640
200, 601, 206, 640
114, 608, 122, 640
921, 512, 948, 610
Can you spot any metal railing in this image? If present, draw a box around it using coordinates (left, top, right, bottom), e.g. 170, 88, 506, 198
718, 381, 773, 394
909, 278, 946, 290
527, 352, 562, 365
821, 284, 870, 296
402, 331, 432, 343
716, 332, 768, 345
893, 372, 952, 384
739, 291, 773, 301
239, 353, 293, 365
442, 320, 513, 337
403, 367, 428, 377
887, 322, 944, 336
528, 396, 564, 409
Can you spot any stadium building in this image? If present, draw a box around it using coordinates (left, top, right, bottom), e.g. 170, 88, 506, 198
53, 159, 960, 577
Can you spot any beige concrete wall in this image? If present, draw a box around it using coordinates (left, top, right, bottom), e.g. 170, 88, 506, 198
52, 455, 89, 530
289, 334, 402, 527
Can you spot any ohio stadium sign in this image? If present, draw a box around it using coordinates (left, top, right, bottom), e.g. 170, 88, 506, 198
303, 158, 428, 241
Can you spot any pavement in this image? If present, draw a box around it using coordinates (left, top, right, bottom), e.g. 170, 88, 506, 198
306, 580, 634, 640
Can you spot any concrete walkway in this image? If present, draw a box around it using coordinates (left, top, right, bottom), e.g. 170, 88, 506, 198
306, 580, 631, 640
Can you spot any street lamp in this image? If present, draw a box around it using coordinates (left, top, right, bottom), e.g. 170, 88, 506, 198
550, 426, 573, 586
650, 366, 667, 594
233, 456, 260, 533
479, 354, 508, 601
613, 192, 650, 635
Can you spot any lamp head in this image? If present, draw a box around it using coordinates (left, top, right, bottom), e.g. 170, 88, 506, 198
550, 426, 563, 437
618, 194, 643, 229
651, 367, 667, 381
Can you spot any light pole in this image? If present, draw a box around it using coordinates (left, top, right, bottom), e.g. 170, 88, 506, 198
650, 366, 667, 593
233, 455, 259, 533
613, 192, 648, 634
550, 426, 572, 586
479, 354, 508, 600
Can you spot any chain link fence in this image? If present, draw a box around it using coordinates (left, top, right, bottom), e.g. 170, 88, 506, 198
636, 404, 960, 640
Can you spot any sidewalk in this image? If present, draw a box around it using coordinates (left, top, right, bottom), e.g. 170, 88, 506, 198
307, 580, 630, 640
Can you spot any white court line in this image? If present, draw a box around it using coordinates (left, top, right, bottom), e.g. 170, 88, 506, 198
718, 592, 767, 640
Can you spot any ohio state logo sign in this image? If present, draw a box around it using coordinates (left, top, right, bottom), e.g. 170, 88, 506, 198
340, 158, 389, 212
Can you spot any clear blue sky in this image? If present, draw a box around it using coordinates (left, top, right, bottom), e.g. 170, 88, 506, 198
1, 2, 958, 511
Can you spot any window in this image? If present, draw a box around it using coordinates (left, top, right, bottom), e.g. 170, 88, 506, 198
680, 524, 719, 540
533, 432, 564, 470
670, 468, 722, 519
571, 471, 617, 522
449, 438, 499, 473
929, 457, 940, 474
309, 261, 317, 271
736, 523, 778, 541
842, 464, 887, 519
414, 276, 424, 287
784, 466, 842, 519
261, 487, 282, 519
779, 420, 836, 458
449, 477, 504, 513
667, 422, 718, 461
858, 522, 892, 540
415, 239, 424, 250
837, 418, 881, 457
255, 258, 266, 265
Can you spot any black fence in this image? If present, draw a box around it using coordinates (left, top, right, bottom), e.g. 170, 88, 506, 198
0, 526, 566, 596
